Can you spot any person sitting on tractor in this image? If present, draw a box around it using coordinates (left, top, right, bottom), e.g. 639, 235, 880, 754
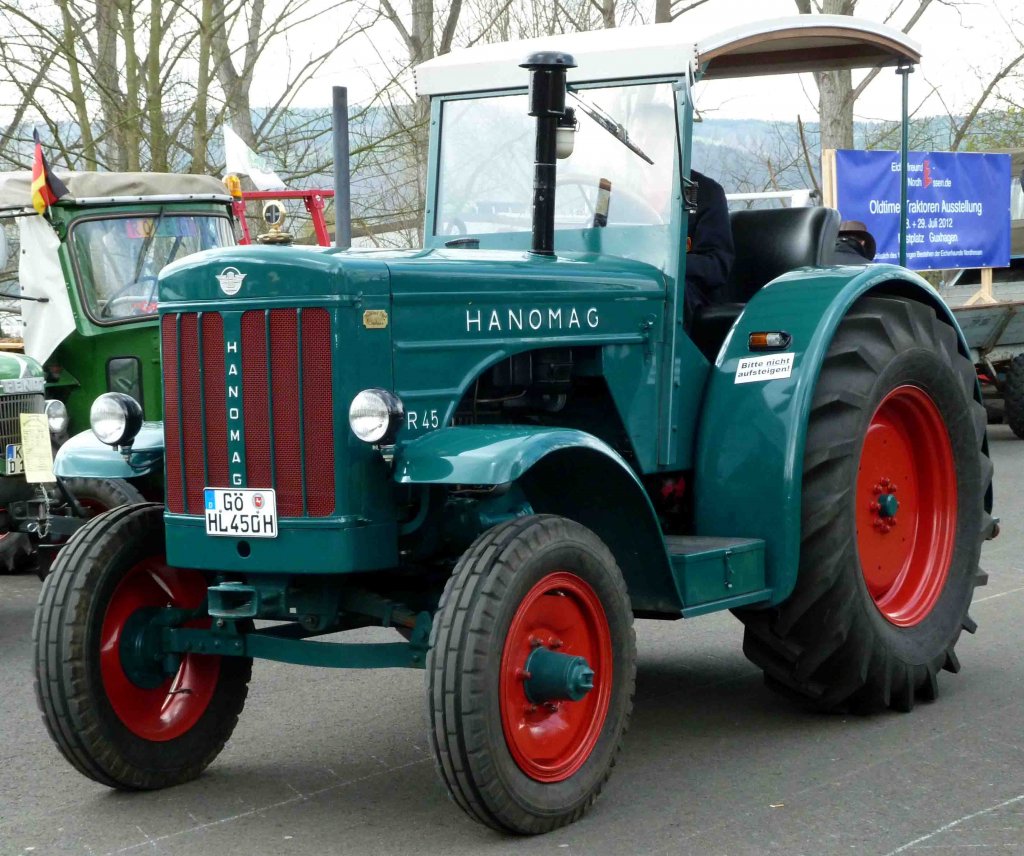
833, 219, 877, 263
685, 169, 735, 320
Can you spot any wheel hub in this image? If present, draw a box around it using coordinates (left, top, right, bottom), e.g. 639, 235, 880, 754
499, 571, 613, 782
522, 645, 595, 704
855, 385, 957, 627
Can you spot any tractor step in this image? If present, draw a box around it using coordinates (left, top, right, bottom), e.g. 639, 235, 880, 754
664, 536, 771, 617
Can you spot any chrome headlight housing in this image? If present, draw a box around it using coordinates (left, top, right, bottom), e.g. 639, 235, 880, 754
349, 388, 404, 444
90, 392, 143, 447
44, 399, 68, 435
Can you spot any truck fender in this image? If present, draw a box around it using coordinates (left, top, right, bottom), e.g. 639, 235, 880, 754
53, 422, 165, 480
694, 263, 983, 606
394, 426, 682, 615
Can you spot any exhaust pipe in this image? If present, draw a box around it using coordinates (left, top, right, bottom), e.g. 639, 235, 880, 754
332, 85, 352, 249
520, 51, 576, 256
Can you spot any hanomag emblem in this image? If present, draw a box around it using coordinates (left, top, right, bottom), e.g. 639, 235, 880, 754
215, 267, 246, 296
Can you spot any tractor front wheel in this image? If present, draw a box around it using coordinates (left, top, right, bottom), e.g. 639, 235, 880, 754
739, 296, 990, 712
33, 503, 251, 789
428, 515, 635, 833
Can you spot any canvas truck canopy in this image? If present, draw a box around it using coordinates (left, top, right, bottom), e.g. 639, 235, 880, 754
0, 171, 231, 213
414, 14, 920, 96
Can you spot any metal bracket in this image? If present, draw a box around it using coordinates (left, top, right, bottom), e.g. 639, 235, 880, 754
723, 549, 735, 591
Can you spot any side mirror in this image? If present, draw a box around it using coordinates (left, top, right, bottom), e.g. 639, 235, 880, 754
0, 226, 8, 269
682, 177, 699, 214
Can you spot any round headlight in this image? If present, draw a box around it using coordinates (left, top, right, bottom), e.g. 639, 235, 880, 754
90, 392, 143, 447
349, 389, 404, 444
44, 399, 68, 434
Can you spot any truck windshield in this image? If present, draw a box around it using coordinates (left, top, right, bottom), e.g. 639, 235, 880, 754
435, 82, 677, 237
71, 213, 233, 321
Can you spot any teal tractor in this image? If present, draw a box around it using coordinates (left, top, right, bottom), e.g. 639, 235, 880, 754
35, 17, 994, 834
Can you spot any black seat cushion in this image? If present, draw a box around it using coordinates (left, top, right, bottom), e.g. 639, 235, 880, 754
692, 207, 841, 360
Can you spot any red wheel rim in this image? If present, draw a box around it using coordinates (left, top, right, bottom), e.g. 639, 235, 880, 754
100, 558, 220, 741
855, 385, 957, 626
499, 572, 613, 782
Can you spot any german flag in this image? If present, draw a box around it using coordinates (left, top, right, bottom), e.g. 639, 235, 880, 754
31, 129, 68, 216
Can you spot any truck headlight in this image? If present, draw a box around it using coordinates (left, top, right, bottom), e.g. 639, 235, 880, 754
349, 389, 403, 444
90, 392, 143, 447
44, 399, 68, 435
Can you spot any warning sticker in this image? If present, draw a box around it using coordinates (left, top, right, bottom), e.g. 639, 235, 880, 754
735, 352, 795, 384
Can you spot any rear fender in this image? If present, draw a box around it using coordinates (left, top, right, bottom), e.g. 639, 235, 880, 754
53, 422, 164, 479
694, 263, 983, 606
395, 426, 681, 615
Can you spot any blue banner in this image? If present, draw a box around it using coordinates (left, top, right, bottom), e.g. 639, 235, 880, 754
834, 149, 1011, 270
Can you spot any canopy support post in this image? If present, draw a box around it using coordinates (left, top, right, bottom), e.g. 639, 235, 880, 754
897, 61, 914, 267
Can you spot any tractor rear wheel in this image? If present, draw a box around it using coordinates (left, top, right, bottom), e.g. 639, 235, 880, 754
739, 296, 990, 712
1003, 354, 1024, 438
33, 503, 251, 789
427, 515, 635, 833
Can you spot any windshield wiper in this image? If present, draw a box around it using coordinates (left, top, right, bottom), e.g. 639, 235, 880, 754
568, 90, 654, 165
131, 206, 166, 284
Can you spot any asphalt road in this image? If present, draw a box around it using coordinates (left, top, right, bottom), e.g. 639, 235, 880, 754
1, 428, 1022, 856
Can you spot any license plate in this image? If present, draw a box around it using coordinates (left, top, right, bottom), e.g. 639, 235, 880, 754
204, 488, 278, 538
5, 444, 23, 476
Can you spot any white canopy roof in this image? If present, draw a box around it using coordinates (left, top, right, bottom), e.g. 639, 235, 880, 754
414, 15, 920, 96
0, 171, 230, 212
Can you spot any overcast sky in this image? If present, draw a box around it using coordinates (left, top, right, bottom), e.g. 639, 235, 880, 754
271, 0, 1023, 125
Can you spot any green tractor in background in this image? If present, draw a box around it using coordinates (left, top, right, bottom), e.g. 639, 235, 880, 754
0, 172, 234, 572
36, 16, 993, 834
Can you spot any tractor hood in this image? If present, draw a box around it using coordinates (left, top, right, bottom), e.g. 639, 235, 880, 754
159, 244, 666, 308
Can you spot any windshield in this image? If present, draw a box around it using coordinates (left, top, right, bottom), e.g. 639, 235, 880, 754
435, 82, 677, 237
71, 213, 234, 321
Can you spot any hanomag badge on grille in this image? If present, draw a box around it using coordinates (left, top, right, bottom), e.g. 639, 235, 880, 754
204, 488, 278, 538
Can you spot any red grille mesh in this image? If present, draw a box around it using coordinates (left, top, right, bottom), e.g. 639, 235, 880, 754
162, 315, 184, 513
301, 309, 335, 516
241, 312, 272, 491
202, 314, 229, 497
178, 314, 205, 514
269, 310, 304, 516
162, 309, 335, 517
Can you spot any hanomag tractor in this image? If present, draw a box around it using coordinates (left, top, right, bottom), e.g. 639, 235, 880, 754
35, 17, 994, 834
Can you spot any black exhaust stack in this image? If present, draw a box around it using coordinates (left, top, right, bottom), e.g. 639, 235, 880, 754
332, 86, 352, 249
520, 51, 576, 256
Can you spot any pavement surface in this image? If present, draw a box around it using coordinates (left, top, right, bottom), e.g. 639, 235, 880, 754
1, 428, 1022, 856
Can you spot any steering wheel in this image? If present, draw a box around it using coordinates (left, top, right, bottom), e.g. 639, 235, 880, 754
100, 275, 159, 318
555, 176, 665, 226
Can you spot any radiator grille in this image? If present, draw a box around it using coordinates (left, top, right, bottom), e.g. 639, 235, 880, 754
162, 309, 335, 517
0, 393, 45, 450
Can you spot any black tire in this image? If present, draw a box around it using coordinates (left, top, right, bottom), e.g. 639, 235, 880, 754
33, 502, 251, 789
1003, 354, 1024, 438
428, 515, 635, 834
738, 296, 990, 713
36, 478, 146, 580
0, 531, 33, 573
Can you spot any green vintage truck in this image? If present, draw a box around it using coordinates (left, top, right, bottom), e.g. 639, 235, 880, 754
0, 172, 234, 569
36, 16, 993, 834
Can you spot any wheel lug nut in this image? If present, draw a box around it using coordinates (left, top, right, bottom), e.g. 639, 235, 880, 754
873, 484, 884, 494
545, 702, 560, 713
526, 704, 537, 713
515, 668, 532, 680
550, 639, 563, 649
529, 636, 543, 648
869, 502, 880, 513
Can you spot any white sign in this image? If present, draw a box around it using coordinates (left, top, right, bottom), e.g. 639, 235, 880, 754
734, 353, 794, 384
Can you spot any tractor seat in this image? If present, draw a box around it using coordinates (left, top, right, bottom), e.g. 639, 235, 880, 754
692, 207, 841, 360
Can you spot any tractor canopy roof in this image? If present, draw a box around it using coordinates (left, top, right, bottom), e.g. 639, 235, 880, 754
0, 171, 231, 214
414, 14, 921, 96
